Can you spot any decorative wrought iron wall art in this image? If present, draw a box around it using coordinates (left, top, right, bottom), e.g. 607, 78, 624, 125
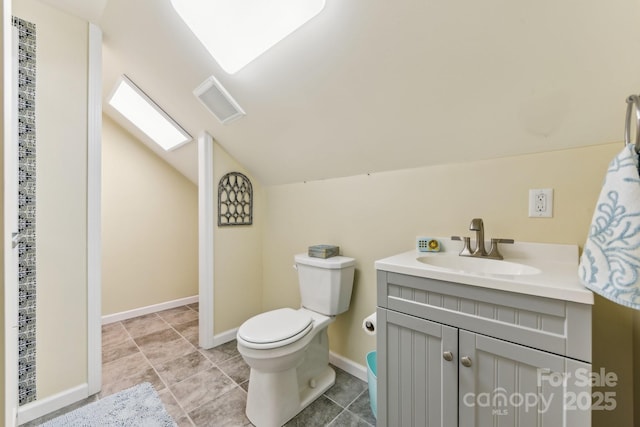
218, 172, 253, 226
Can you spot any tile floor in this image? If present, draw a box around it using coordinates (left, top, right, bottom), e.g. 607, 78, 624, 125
25, 304, 376, 427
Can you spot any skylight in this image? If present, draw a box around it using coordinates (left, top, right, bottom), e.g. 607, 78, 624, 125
107, 75, 192, 151
169, 0, 326, 74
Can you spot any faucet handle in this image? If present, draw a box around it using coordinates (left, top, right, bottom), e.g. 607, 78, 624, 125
451, 236, 472, 256
487, 238, 514, 260
492, 238, 514, 244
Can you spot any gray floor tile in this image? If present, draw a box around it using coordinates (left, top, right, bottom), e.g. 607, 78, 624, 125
101, 352, 165, 397
159, 306, 199, 326
346, 390, 376, 426
284, 395, 344, 427
101, 322, 129, 347
183, 332, 199, 348
122, 313, 169, 338
187, 302, 199, 312
218, 355, 250, 385
134, 326, 182, 345
200, 339, 240, 364
102, 337, 139, 364
170, 367, 236, 412
327, 410, 373, 427
174, 319, 199, 345
135, 328, 195, 365
188, 387, 251, 427
158, 387, 190, 425
156, 350, 214, 385
324, 366, 368, 407
174, 415, 196, 427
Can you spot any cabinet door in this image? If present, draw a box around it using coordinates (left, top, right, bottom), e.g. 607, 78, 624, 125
377, 308, 458, 427
458, 330, 591, 427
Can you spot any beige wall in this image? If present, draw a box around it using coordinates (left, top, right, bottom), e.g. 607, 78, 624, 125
101, 116, 198, 315
13, 0, 89, 399
263, 142, 637, 426
212, 143, 263, 333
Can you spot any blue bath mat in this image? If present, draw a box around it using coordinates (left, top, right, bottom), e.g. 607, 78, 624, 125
39, 382, 176, 426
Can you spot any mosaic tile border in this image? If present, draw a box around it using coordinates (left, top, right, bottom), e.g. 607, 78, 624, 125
13, 16, 37, 406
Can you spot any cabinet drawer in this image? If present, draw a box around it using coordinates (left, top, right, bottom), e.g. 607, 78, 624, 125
377, 270, 591, 362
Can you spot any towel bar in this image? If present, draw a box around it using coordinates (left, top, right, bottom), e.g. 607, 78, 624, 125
624, 94, 640, 154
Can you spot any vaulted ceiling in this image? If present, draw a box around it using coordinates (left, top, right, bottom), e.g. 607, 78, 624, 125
40, 0, 640, 185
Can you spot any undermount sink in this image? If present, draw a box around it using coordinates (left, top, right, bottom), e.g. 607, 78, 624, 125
416, 255, 541, 276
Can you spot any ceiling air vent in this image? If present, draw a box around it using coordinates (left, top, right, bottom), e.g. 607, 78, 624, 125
194, 75, 245, 125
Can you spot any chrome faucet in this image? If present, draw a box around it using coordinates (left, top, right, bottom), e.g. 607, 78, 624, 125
451, 218, 514, 260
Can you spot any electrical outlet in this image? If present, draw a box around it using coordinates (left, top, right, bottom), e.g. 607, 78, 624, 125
529, 189, 553, 218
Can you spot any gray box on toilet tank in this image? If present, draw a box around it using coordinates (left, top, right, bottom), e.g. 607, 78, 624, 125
308, 244, 340, 259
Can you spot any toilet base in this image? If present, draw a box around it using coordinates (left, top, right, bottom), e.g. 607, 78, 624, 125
246, 365, 335, 427
298, 365, 335, 414
239, 314, 337, 427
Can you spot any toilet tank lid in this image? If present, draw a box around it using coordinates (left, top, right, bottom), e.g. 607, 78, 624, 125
295, 254, 355, 269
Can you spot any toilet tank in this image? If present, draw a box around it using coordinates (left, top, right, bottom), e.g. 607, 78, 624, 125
294, 254, 356, 316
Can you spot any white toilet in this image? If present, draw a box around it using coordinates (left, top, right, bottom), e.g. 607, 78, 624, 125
236, 253, 356, 427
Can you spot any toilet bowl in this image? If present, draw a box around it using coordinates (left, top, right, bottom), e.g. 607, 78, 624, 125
237, 253, 355, 427
237, 308, 336, 427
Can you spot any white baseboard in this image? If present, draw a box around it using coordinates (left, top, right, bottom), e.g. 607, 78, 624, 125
330, 351, 368, 383
17, 383, 88, 425
212, 327, 238, 347
101, 295, 199, 325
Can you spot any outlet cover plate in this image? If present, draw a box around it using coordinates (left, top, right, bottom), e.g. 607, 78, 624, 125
529, 188, 553, 218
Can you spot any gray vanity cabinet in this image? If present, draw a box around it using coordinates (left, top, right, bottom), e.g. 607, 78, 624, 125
376, 270, 592, 427
380, 309, 458, 426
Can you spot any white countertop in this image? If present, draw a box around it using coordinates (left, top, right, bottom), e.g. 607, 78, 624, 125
374, 239, 594, 305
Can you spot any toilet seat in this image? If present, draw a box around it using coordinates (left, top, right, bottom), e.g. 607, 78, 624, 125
238, 308, 313, 350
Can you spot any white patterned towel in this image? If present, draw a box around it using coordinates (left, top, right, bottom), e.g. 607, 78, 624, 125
579, 144, 640, 310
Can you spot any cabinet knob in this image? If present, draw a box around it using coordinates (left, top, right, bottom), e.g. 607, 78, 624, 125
443, 351, 453, 362
460, 356, 472, 367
